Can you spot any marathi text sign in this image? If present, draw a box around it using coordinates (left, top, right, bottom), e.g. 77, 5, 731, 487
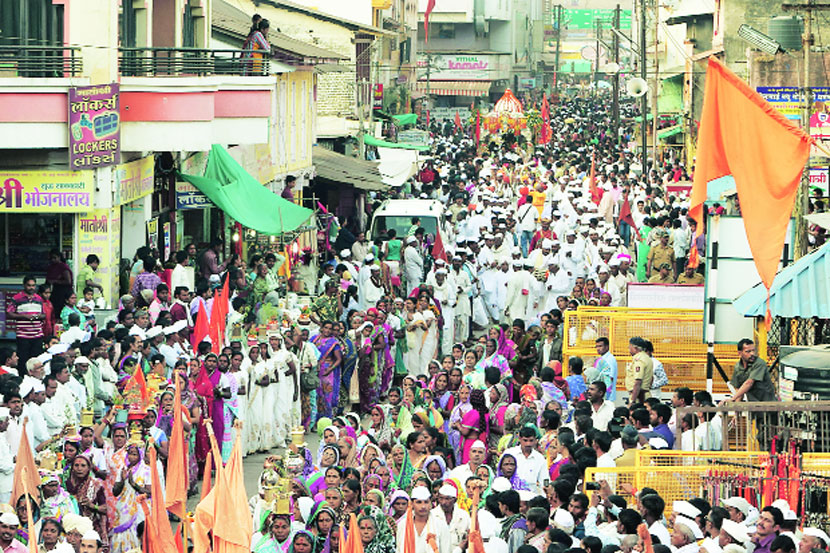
68, 83, 120, 170
175, 181, 212, 210
77, 208, 120, 308
0, 171, 94, 212
114, 156, 154, 206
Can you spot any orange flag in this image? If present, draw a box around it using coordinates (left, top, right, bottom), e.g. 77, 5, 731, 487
467, 488, 485, 553
121, 359, 150, 409
589, 152, 602, 205
343, 513, 365, 553
12, 421, 40, 507
690, 57, 811, 325
165, 374, 189, 518
201, 451, 213, 501
403, 503, 416, 553
146, 445, 178, 553
192, 298, 210, 349
208, 276, 230, 353
213, 432, 251, 553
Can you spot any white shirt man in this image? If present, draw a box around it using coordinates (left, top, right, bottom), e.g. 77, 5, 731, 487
448, 440, 486, 484
397, 486, 452, 553
504, 431, 548, 493
0, 409, 12, 505
432, 484, 471, 552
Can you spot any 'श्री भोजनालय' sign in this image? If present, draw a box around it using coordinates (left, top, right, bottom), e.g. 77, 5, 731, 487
0, 171, 94, 212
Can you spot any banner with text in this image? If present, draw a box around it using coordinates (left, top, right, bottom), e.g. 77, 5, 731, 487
0, 171, 94, 212
175, 181, 212, 210
114, 156, 154, 206
68, 83, 120, 170
77, 208, 120, 308
417, 54, 494, 81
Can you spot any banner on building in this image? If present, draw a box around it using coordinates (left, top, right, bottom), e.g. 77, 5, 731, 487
146, 218, 158, 246
417, 54, 493, 81
77, 208, 120, 308
175, 181, 212, 210
758, 86, 830, 157
373, 84, 384, 110
0, 171, 94, 212
114, 156, 154, 206
68, 83, 120, 170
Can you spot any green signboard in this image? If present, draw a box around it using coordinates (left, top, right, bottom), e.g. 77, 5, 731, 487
561, 9, 632, 30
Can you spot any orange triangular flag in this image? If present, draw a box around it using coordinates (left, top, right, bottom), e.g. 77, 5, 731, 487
340, 524, 348, 553
147, 445, 178, 552
213, 431, 251, 552
165, 374, 189, 518
122, 358, 150, 409
192, 298, 210, 348
12, 421, 40, 507
201, 451, 213, 501
193, 482, 216, 553
690, 57, 811, 325
403, 503, 416, 553
343, 513, 365, 553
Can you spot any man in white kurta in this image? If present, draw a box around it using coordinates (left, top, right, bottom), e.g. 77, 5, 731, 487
450, 256, 472, 344
403, 237, 424, 295
397, 486, 452, 553
504, 261, 532, 324
432, 269, 457, 356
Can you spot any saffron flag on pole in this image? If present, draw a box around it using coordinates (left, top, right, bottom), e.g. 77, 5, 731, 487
588, 152, 602, 204
343, 513, 365, 553
191, 298, 210, 348
402, 503, 416, 553
213, 431, 251, 553
146, 446, 178, 553
165, 373, 189, 518
424, 0, 436, 42
12, 421, 41, 508
455, 110, 462, 129
619, 194, 638, 234
689, 57, 811, 325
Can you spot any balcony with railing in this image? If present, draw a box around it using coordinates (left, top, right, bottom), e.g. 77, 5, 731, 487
0, 45, 83, 78
118, 47, 270, 77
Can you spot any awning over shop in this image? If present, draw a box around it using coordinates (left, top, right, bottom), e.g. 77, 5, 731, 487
658, 125, 684, 140
362, 134, 430, 151
179, 145, 313, 235
414, 81, 491, 97
392, 113, 418, 126
312, 146, 387, 191
733, 241, 830, 318
376, 147, 419, 187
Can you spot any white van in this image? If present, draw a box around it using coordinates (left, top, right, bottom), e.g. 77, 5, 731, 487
368, 199, 450, 244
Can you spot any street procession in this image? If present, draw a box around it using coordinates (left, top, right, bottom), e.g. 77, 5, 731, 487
2, 0, 830, 552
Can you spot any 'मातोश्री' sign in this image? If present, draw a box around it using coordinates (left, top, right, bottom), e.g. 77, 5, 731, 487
68, 83, 120, 170
77, 208, 120, 308
0, 171, 94, 212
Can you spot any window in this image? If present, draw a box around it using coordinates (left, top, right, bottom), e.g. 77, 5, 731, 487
438, 24, 455, 39
370, 216, 438, 240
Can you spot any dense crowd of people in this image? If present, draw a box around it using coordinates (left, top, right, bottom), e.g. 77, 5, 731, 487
0, 95, 797, 553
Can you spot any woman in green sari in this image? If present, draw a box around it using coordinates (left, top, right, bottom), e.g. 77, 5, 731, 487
636, 217, 653, 282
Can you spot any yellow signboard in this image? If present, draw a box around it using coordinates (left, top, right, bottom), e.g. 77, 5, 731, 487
0, 171, 94, 212
77, 208, 120, 308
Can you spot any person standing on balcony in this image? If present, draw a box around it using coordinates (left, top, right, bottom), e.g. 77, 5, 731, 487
243, 19, 270, 75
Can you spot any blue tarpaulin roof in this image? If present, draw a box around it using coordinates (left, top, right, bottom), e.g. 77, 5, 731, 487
733, 241, 830, 318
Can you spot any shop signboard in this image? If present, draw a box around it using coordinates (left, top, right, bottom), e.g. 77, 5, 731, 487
146, 217, 158, 246
373, 83, 384, 110
77, 207, 120, 308
0, 171, 94, 212
562, 9, 632, 30
68, 83, 120, 170
114, 156, 154, 206
163, 221, 172, 261
175, 181, 212, 210
398, 129, 430, 146
810, 167, 829, 195
417, 54, 492, 81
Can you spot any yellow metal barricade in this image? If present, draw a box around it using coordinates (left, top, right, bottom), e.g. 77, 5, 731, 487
563, 306, 741, 394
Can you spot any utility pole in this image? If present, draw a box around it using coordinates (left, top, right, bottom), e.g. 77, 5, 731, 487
554, 5, 563, 94
782, 1, 823, 258
639, 0, 648, 170
594, 19, 602, 96
613, 4, 621, 141
652, 0, 659, 166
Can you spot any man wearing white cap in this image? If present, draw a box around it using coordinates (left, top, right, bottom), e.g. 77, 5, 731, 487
721, 497, 750, 525
432, 483, 470, 551
403, 236, 424, 296
450, 256, 472, 343
0, 512, 23, 552
80, 530, 102, 553
720, 520, 750, 549
397, 485, 451, 553
800, 528, 829, 553
504, 261, 532, 324
20, 376, 50, 451
448, 440, 487, 484
471, 510, 509, 553
673, 517, 703, 553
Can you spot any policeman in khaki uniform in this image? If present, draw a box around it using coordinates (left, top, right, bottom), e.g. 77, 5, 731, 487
625, 336, 653, 403
676, 264, 705, 285
648, 263, 675, 284
647, 230, 676, 280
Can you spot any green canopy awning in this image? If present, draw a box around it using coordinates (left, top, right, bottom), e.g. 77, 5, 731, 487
392, 113, 418, 126
658, 125, 684, 140
631, 113, 654, 123
362, 133, 429, 151
179, 145, 313, 235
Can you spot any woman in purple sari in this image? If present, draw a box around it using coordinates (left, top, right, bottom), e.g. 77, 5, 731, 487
310, 320, 343, 421
357, 327, 393, 413
488, 326, 517, 360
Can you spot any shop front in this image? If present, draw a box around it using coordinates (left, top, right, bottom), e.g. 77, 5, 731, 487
0, 169, 96, 337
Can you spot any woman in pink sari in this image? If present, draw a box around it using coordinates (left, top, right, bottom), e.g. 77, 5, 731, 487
457, 389, 489, 464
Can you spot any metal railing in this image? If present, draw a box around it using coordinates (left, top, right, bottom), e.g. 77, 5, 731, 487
0, 45, 82, 77
119, 47, 270, 77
